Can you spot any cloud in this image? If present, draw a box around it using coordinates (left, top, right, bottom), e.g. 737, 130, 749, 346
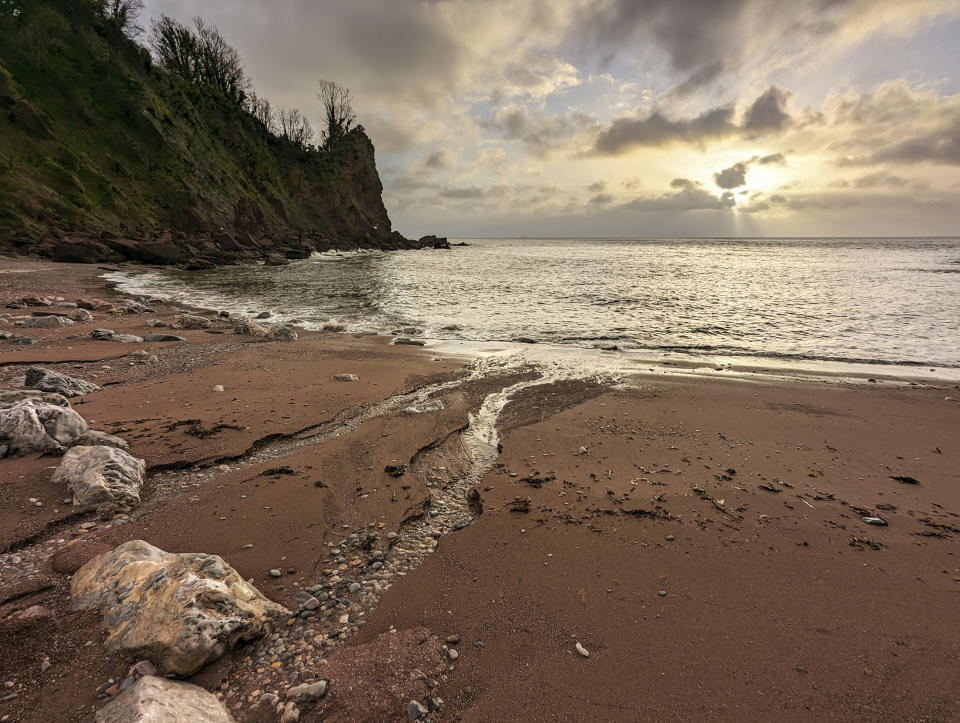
439, 186, 486, 200
714, 162, 749, 189
743, 86, 793, 133
757, 152, 786, 165
620, 180, 735, 212
587, 180, 607, 192
590, 193, 614, 205
423, 149, 454, 169
480, 106, 599, 157
853, 171, 909, 188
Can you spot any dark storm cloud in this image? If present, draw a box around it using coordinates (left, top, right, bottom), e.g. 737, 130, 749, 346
620, 180, 735, 212
594, 85, 794, 155
743, 86, 793, 133
714, 162, 749, 189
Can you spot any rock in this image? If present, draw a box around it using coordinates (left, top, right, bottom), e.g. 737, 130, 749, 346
212, 385, 224, 392
393, 337, 425, 346
256, 312, 272, 319
349, 582, 362, 593
445, 634, 460, 644
173, 314, 212, 330
129, 350, 159, 364
0, 401, 88, 457
658, 590, 667, 597
91, 329, 117, 341
321, 321, 346, 332
77, 298, 113, 311
25, 367, 100, 397
264, 254, 289, 267
144, 333, 185, 342
403, 400, 444, 414
332, 374, 358, 382
69, 308, 93, 322
0, 390, 70, 409
17, 295, 53, 307
114, 299, 149, 314
22, 315, 73, 329
862, 516, 888, 526
270, 325, 298, 342
234, 320, 270, 338
17, 605, 53, 621
279, 702, 300, 722
286, 680, 327, 703
407, 699, 429, 720
447, 648, 459, 660
269, 569, 282, 578
93, 675, 235, 723
75, 430, 130, 450
575, 642, 590, 658
52, 445, 145, 509
113, 334, 144, 343
72, 541, 289, 676
128, 660, 157, 679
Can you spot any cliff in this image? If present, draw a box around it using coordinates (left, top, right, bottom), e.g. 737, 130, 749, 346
0, 0, 416, 266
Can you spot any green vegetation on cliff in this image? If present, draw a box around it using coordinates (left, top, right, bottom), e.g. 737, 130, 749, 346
0, 0, 408, 259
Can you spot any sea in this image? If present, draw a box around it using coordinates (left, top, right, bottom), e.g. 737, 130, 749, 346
107, 237, 960, 375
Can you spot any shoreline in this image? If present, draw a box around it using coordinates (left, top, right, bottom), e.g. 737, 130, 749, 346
1, 257, 958, 721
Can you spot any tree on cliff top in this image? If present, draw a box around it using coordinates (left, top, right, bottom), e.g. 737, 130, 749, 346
99, 0, 143, 37
318, 79, 356, 150
277, 106, 314, 149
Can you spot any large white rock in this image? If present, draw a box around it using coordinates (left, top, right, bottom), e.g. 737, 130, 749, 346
71, 540, 290, 676
0, 390, 70, 409
25, 366, 101, 397
52, 445, 145, 509
0, 400, 88, 457
94, 675, 235, 723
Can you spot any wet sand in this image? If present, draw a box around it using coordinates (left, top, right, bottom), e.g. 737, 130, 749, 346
1, 256, 958, 721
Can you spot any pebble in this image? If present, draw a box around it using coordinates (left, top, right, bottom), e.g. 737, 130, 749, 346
407, 700, 428, 720
445, 634, 460, 644
658, 590, 667, 597
269, 569, 283, 578
447, 648, 459, 661
348, 582, 361, 593
575, 642, 590, 658
862, 516, 888, 526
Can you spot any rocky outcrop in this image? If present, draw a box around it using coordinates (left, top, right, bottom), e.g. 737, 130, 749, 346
71, 540, 289, 675
25, 367, 101, 397
0, 390, 70, 409
52, 445, 145, 509
0, 400, 88, 456
94, 675, 235, 723
21, 315, 73, 328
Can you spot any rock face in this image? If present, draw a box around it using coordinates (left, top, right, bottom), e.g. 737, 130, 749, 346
94, 675, 235, 723
71, 540, 290, 676
52, 445, 145, 509
0, 400, 88, 457
25, 367, 101, 397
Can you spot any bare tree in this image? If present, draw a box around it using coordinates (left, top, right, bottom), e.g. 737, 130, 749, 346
102, 0, 144, 37
193, 18, 249, 104
150, 15, 198, 81
246, 91, 276, 134
277, 107, 314, 149
317, 80, 356, 150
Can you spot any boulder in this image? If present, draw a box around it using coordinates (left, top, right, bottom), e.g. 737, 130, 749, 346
71, 540, 289, 675
114, 299, 149, 315
332, 374, 359, 382
0, 400, 88, 457
49, 239, 115, 264
77, 298, 113, 311
173, 314, 212, 330
52, 445, 145, 509
234, 320, 270, 338
69, 308, 93, 322
75, 430, 130, 450
114, 334, 144, 343
94, 675, 235, 723
269, 325, 298, 342
264, 253, 289, 266
0, 390, 70, 409
92, 329, 142, 343
25, 367, 101, 397
22, 315, 73, 329
129, 350, 159, 365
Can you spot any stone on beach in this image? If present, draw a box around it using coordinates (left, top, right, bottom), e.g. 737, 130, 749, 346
21, 314, 73, 328
25, 366, 101, 397
52, 445, 145, 509
0, 400, 88, 457
93, 675, 235, 723
144, 333, 185, 342
332, 374, 359, 382
71, 540, 289, 676
69, 308, 93, 322
234, 320, 270, 337
75, 430, 130, 450
173, 314, 213, 329
270, 325, 298, 342
91, 329, 143, 343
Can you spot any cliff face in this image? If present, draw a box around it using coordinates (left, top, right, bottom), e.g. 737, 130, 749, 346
0, 0, 414, 265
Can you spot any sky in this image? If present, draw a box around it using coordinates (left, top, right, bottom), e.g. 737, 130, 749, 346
140, 0, 960, 239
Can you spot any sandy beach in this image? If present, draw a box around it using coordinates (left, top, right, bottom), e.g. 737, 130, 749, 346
1, 256, 958, 722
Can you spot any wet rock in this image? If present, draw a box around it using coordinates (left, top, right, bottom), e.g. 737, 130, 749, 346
394, 337, 425, 347
91, 329, 142, 343
321, 321, 346, 332
234, 320, 270, 338
22, 315, 73, 329
52, 445, 145, 509
25, 367, 100, 397
0, 390, 70, 409
75, 430, 130, 450
173, 314, 212, 330
69, 308, 93, 322
71, 540, 289, 676
270, 325, 298, 342
144, 333, 185, 342
0, 400, 88, 457
256, 312, 272, 319
93, 675, 235, 723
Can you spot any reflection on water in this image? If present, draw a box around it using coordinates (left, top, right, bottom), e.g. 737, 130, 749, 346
107, 238, 960, 368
